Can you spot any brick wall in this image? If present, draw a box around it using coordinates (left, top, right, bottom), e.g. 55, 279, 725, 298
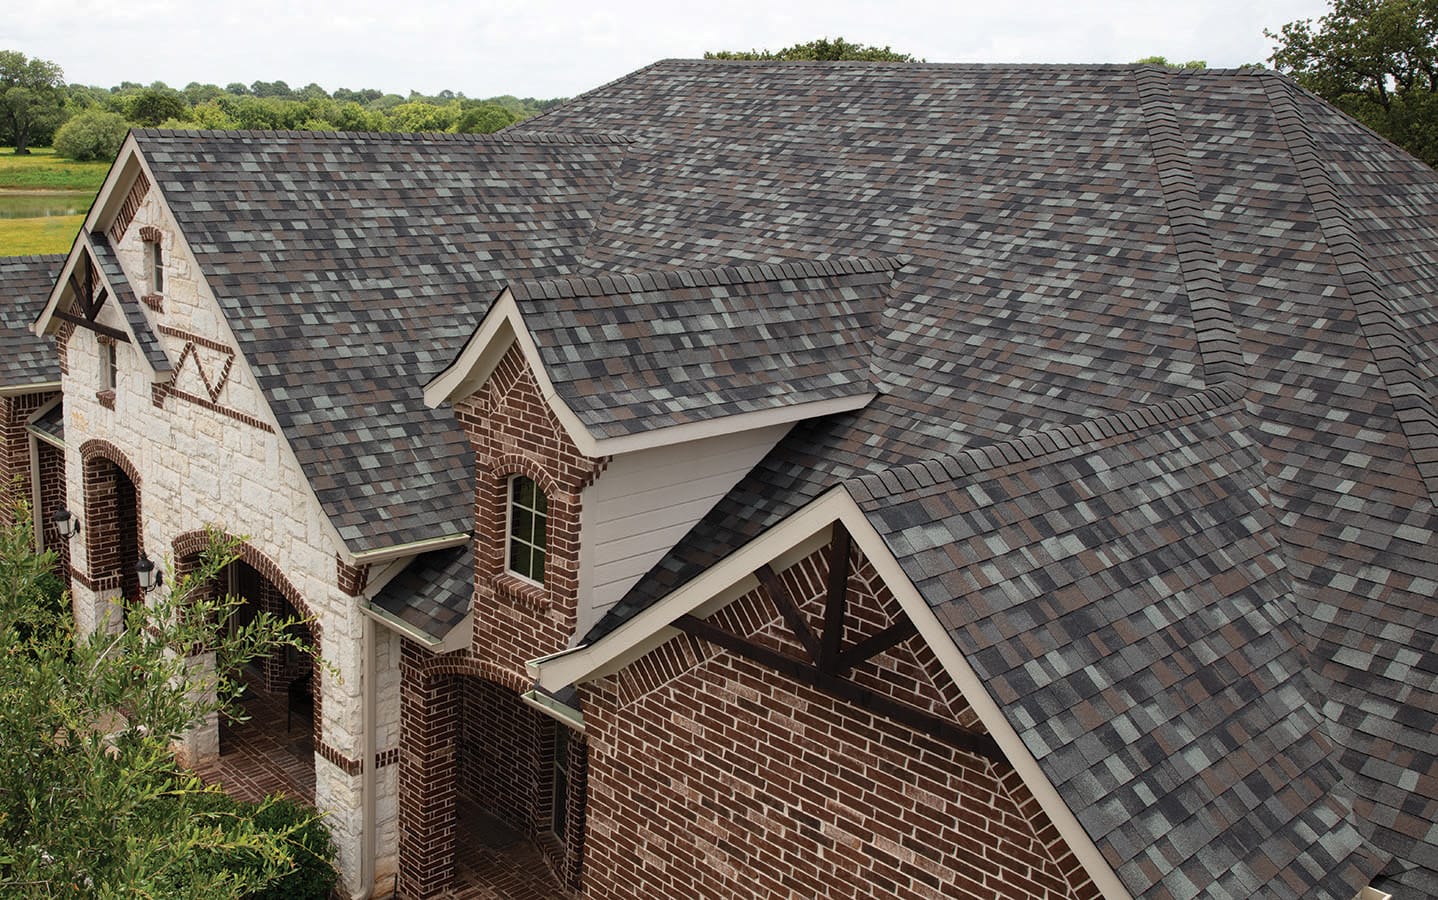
0, 391, 55, 528
579, 540, 1101, 900
36, 440, 69, 584
452, 344, 607, 681
79, 440, 142, 598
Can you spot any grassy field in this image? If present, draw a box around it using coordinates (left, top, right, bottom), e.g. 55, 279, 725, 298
0, 214, 83, 255
0, 148, 109, 191
0, 148, 102, 255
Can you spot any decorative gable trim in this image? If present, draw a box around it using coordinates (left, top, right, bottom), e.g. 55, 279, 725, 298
106, 170, 151, 244
138, 225, 162, 243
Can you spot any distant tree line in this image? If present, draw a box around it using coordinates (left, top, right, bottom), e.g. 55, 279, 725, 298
1, 50, 566, 160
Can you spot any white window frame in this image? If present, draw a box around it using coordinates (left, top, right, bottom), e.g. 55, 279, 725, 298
506, 474, 547, 585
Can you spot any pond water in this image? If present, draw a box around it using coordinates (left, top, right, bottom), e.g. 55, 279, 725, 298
0, 190, 93, 219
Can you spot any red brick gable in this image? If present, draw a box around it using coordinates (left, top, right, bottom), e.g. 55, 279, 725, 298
581, 539, 1101, 899
452, 342, 607, 681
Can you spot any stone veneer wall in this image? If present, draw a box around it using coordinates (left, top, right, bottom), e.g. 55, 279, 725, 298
579, 541, 1103, 900
58, 176, 404, 894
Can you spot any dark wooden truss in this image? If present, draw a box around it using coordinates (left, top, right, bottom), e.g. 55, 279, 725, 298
672, 522, 1003, 762
54, 249, 130, 343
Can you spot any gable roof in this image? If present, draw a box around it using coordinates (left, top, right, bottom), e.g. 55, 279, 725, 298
0, 255, 64, 390
509, 62, 1438, 894
127, 129, 633, 552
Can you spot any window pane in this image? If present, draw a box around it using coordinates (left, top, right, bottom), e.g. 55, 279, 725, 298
512, 507, 534, 545
533, 486, 547, 515
532, 509, 546, 546
513, 476, 534, 509
531, 548, 546, 583
509, 540, 531, 578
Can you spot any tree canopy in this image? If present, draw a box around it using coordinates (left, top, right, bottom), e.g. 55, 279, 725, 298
0, 51, 65, 154
1133, 56, 1209, 69
0, 511, 332, 896
705, 37, 922, 62
1267, 0, 1438, 166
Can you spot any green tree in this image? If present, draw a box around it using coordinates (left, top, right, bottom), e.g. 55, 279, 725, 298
0, 51, 66, 153
0, 512, 331, 896
127, 86, 190, 127
456, 103, 521, 134
1134, 55, 1209, 68
1267, 0, 1438, 165
705, 37, 922, 61
52, 108, 129, 161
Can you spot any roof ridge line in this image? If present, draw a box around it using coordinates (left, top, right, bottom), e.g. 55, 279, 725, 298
1262, 75, 1438, 503
848, 380, 1247, 501
665, 59, 1268, 75
1133, 66, 1246, 384
133, 127, 634, 145
508, 59, 674, 131
510, 254, 911, 303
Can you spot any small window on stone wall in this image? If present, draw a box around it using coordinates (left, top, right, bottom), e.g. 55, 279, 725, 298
147, 240, 164, 294
507, 474, 547, 584
100, 339, 117, 391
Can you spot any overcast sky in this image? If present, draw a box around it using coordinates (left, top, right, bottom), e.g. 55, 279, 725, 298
8, 0, 1330, 100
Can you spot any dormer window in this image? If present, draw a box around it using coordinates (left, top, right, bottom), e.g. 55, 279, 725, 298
507, 475, 547, 584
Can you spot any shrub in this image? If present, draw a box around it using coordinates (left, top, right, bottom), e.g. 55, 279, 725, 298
244, 795, 338, 900
52, 108, 129, 161
168, 791, 338, 899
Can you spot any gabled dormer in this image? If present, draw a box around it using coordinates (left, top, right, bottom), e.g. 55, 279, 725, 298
424, 255, 905, 670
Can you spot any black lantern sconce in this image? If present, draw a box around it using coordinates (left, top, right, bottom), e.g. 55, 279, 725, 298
136, 556, 163, 594
52, 507, 80, 540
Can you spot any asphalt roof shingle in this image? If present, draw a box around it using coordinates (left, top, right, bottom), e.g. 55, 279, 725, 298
0, 255, 64, 388
131, 129, 632, 551
512, 255, 899, 438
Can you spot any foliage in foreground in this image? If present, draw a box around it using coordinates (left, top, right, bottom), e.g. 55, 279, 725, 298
1268, 0, 1438, 166
0, 512, 334, 897
705, 37, 923, 62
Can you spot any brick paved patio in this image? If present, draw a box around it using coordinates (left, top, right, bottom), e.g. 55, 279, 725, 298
195, 672, 568, 899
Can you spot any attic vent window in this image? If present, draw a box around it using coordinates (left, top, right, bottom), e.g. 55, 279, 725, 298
507, 475, 547, 585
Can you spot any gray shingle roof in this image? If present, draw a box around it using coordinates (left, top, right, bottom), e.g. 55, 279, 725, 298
28, 400, 63, 444
131, 129, 632, 551
0, 255, 64, 388
371, 544, 472, 641
511, 256, 899, 438
854, 392, 1384, 900
517, 62, 1438, 893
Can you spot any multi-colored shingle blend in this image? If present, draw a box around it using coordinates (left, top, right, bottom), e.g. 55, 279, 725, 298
371, 543, 472, 641
511, 256, 900, 437
130, 129, 634, 551
0, 255, 65, 388
513, 63, 1437, 895
853, 391, 1383, 900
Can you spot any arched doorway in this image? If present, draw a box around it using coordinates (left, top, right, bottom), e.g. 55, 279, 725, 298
172, 531, 319, 804
81, 441, 143, 621
217, 557, 318, 802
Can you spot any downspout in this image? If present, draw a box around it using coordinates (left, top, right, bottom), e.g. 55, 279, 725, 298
354, 614, 377, 899
27, 433, 43, 552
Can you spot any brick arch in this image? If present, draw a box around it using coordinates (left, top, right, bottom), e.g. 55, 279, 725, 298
490, 453, 561, 498
171, 529, 323, 751
80, 439, 143, 594
80, 438, 142, 486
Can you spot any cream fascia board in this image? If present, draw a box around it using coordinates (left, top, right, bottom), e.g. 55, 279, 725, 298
425, 289, 874, 458
0, 381, 61, 397
34, 136, 144, 337
530, 484, 1134, 900
348, 532, 471, 565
